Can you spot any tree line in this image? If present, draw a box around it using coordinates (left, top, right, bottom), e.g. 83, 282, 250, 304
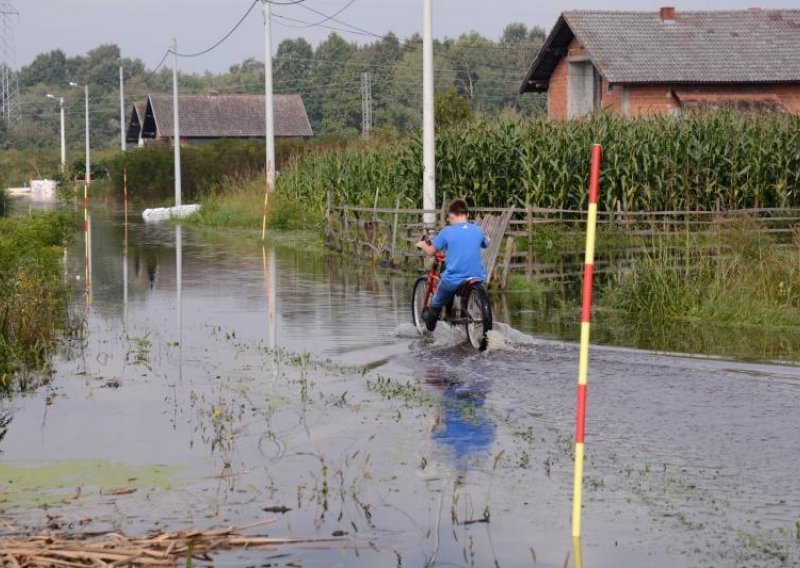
0, 24, 545, 151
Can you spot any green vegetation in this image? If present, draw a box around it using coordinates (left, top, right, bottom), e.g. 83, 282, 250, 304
0, 460, 180, 508
276, 111, 800, 212
600, 217, 800, 328
187, 173, 317, 231
0, 212, 74, 392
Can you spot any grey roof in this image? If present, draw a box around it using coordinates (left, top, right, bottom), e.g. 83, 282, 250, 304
521, 9, 800, 92
146, 94, 313, 138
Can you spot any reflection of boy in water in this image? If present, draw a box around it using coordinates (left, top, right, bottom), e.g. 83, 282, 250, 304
428, 376, 495, 467
134, 250, 159, 289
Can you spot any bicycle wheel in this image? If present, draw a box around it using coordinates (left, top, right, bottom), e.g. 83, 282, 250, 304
463, 284, 492, 351
411, 276, 430, 333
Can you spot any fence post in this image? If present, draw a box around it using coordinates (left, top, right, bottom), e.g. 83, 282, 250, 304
500, 236, 515, 290
343, 206, 349, 252
526, 200, 533, 280
390, 196, 400, 265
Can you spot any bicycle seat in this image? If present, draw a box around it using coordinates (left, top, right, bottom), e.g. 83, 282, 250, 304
456, 278, 482, 295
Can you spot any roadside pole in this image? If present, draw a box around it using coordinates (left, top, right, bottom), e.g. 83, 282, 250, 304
172, 38, 182, 207
261, 0, 275, 240
119, 65, 126, 152
572, 143, 602, 539
422, 0, 435, 227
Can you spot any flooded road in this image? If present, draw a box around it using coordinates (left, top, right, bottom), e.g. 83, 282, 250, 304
1, 208, 799, 567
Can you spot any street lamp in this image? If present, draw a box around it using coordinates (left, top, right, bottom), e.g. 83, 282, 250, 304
69, 81, 90, 184
45, 93, 66, 172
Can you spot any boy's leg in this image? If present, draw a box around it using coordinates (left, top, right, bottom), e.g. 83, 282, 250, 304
423, 280, 459, 331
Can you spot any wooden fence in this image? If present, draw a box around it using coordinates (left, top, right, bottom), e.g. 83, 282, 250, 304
324, 197, 800, 287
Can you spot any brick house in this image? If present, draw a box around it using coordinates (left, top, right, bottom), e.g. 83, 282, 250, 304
126, 93, 313, 146
519, 7, 800, 119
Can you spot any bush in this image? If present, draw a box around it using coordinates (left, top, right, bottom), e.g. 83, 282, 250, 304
0, 212, 75, 391
102, 137, 355, 205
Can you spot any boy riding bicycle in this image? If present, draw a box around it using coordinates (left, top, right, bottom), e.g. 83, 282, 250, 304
415, 198, 489, 331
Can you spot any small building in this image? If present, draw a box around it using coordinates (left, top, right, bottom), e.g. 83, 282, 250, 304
126, 93, 313, 145
519, 7, 800, 119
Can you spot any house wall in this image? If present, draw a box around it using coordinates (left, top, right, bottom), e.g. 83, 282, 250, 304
774, 85, 800, 112
545, 40, 800, 118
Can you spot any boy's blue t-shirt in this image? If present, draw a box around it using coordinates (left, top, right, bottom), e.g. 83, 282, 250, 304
432, 222, 488, 285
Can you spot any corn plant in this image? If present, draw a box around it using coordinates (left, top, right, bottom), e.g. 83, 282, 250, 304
275, 110, 800, 213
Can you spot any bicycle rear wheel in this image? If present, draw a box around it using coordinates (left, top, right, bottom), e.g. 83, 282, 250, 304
411, 276, 430, 333
463, 284, 492, 351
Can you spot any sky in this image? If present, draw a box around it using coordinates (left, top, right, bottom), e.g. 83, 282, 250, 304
7, 0, 800, 74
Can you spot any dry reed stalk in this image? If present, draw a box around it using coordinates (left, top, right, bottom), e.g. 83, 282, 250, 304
0, 519, 344, 567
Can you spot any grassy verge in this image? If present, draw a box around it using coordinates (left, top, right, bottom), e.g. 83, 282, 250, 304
186, 174, 323, 232
0, 212, 75, 392
599, 217, 800, 328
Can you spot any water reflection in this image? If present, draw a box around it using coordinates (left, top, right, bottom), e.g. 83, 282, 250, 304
263, 246, 277, 349
176, 224, 183, 382
122, 199, 129, 331
425, 371, 496, 470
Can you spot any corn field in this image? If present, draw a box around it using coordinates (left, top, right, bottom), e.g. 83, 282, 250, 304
275, 110, 800, 213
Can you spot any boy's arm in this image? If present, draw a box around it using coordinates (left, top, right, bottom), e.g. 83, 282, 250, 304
415, 239, 437, 256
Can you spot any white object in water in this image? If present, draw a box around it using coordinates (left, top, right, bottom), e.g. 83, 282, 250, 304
30, 179, 57, 201
142, 204, 200, 222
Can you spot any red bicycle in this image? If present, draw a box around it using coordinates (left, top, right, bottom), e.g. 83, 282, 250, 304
411, 243, 493, 351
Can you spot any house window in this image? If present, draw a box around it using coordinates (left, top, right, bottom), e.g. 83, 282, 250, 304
567, 60, 602, 118
607, 83, 615, 94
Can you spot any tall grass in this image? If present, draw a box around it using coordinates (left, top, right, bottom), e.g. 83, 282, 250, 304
600, 216, 800, 327
0, 213, 74, 392
188, 174, 321, 231
275, 110, 800, 212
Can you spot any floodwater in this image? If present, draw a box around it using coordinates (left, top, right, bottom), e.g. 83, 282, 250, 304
1, 207, 799, 567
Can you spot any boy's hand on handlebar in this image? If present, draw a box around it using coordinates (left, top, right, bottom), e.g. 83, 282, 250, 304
416, 236, 434, 254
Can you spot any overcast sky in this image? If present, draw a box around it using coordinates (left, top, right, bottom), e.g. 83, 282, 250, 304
9, 0, 800, 74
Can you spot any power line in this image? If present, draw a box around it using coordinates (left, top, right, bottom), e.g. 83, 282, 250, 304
275, 0, 357, 29
144, 49, 171, 79
271, 13, 375, 37
175, 0, 259, 58
295, 1, 382, 38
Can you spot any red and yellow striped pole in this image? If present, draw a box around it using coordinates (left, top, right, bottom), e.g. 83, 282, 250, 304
572, 143, 602, 539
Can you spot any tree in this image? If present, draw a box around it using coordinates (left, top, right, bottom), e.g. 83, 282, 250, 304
435, 90, 473, 130
18, 50, 69, 88
501, 23, 529, 47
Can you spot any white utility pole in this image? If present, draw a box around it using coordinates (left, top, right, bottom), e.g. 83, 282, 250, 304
422, 0, 436, 226
172, 38, 182, 206
46, 93, 66, 171
70, 82, 91, 184
262, 0, 276, 191
84, 85, 90, 183
119, 65, 126, 152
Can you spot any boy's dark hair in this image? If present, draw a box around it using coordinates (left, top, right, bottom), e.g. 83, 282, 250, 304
447, 198, 469, 216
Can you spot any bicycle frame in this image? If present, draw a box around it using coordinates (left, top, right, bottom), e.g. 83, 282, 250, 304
421, 251, 445, 309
